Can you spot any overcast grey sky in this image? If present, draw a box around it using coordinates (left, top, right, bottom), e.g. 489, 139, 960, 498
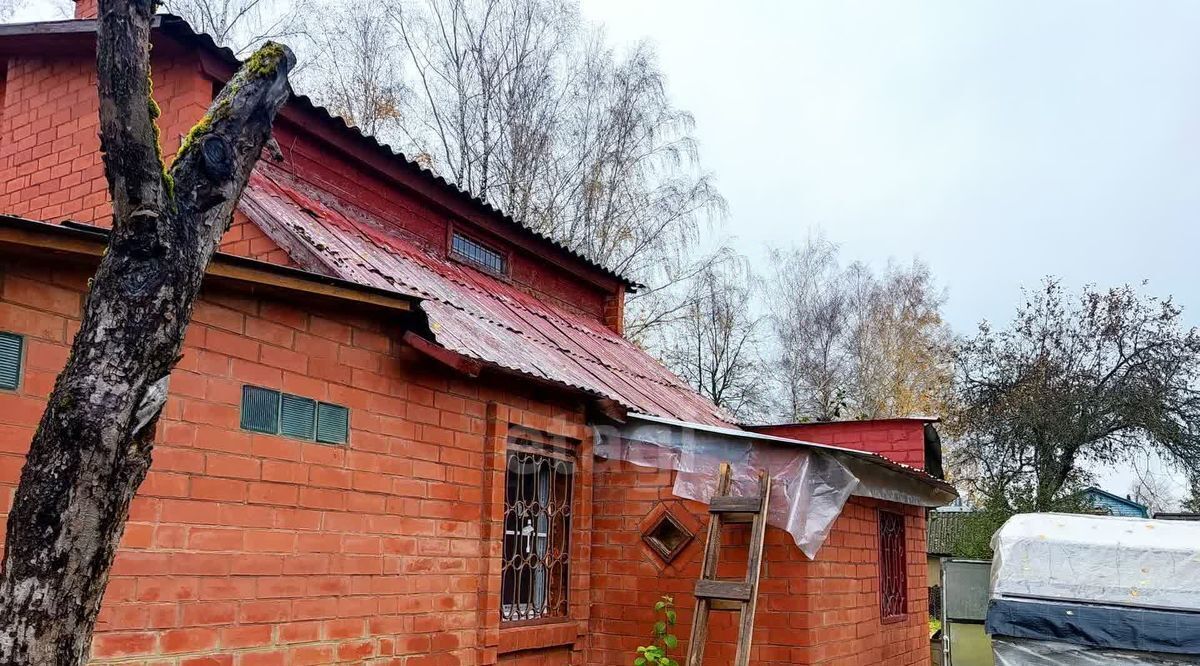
578, 0, 1200, 501
581, 0, 1200, 335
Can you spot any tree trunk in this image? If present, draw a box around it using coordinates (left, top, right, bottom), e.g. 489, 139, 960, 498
0, 0, 294, 662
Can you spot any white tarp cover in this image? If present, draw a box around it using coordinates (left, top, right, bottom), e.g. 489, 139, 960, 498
992, 638, 1200, 666
991, 513, 1200, 611
594, 415, 954, 558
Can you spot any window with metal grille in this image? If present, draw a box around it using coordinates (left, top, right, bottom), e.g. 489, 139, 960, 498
879, 510, 908, 621
240, 386, 349, 445
0, 332, 22, 391
501, 438, 573, 623
451, 232, 506, 274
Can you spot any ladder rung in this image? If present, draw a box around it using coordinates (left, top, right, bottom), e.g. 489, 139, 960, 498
694, 579, 753, 603
710, 599, 742, 612
709, 496, 762, 514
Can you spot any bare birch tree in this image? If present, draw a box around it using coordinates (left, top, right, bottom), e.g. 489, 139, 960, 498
0, 0, 293, 660
166, 0, 310, 55
307, 3, 408, 136
766, 235, 952, 422
661, 257, 766, 421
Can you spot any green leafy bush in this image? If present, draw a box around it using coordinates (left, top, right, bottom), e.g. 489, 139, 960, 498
634, 595, 680, 666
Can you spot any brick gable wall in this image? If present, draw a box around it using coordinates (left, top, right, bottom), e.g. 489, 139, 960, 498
0, 52, 209, 225
0, 44, 623, 330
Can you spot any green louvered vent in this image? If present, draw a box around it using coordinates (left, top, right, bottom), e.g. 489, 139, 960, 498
280, 393, 316, 440
0, 333, 21, 391
240, 386, 280, 434
316, 402, 349, 445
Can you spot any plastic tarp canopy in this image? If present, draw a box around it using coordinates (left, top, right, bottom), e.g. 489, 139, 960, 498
992, 637, 1200, 666
990, 513, 1200, 611
593, 414, 955, 558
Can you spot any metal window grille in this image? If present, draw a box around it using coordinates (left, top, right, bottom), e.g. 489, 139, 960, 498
501, 440, 573, 623
451, 232, 506, 274
879, 510, 908, 620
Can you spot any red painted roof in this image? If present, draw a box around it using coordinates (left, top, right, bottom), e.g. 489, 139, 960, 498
239, 167, 735, 427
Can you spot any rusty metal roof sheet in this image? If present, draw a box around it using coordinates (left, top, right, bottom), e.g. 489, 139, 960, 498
239, 167, 734, 426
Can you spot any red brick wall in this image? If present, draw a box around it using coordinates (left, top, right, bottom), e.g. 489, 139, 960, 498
0, 52, 209, 226
588, 458, 930, 666
752, 420, 929, 470
0, 253, 596, 665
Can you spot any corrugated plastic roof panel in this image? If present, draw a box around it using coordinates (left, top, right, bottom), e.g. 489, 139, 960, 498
239, 168, 734, 426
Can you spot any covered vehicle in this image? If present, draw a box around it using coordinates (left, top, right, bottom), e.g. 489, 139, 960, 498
986, 513, 1200, 665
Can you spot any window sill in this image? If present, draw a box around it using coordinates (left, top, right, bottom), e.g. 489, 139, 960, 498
498, 620, 580, 654
881, 614, 908, 625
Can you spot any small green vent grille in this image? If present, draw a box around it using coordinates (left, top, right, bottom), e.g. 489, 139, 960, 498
280, 393, 316, 440
240, 386, 280, 434
316, 402, 349, 444
0, 333, 22, 391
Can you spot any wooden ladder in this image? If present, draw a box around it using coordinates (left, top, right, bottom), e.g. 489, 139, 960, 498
685, 462, 772, 666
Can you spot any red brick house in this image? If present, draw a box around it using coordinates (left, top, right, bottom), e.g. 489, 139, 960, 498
0, 6, 955, 665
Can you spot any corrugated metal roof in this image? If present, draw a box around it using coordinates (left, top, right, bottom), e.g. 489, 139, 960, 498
239, 167, 734, 426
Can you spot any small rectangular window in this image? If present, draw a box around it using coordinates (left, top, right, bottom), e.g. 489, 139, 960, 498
451, 232, 506, 274
316, 402, 349, 445
879, 510, 908, 621
0, 332, 22, 391
501, 438, 573, 623
240, 386, 349, 445
240, 386, 280, 434
280, 393, 317, 440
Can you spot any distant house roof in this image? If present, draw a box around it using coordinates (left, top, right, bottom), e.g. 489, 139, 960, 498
928, 510, 978, 557
1082, 487, 1150, 519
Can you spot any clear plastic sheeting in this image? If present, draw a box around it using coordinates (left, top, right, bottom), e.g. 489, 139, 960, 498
593, 414, 956, 558
992, 637, 1200, 666
990, 513, 1200, 611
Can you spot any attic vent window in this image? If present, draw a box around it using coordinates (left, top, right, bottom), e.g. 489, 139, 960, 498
451, 232, 506, 274
643, 510, 693, 563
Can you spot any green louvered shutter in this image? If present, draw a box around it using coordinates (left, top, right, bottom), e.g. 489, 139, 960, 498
0, 333, 21, 390
240, 386, 280, 434
280, 393, 316, 440
316, 402, 349, 445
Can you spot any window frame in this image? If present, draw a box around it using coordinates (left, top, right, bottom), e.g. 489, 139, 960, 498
499, 435, 575, 627
239, 385, 350, 445
448, 227, 509, 277
878, 509, 908, 623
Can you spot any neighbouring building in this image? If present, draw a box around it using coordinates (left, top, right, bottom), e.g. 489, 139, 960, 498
0, 6, 955, 665
1081, 486, 1149, 519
